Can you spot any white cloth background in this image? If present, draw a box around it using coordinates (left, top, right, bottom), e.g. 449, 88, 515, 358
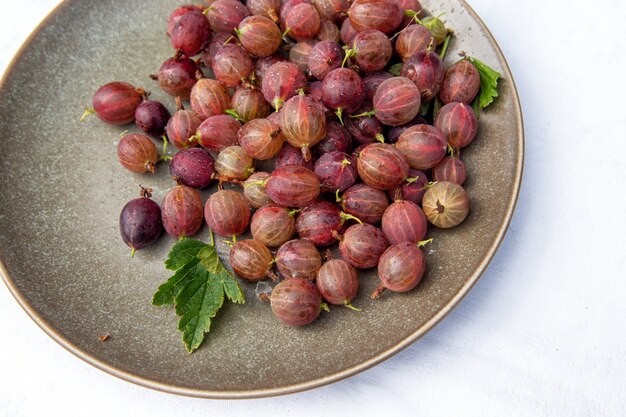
1, 1, 625, 416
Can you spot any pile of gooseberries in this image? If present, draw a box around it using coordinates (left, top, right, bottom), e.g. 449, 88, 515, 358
83, 0, 492, 327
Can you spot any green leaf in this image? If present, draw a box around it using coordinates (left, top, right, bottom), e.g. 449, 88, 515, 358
388, 62, 402, 76
472, 95, 481, 119
467, 56, 501, 109
152, 238, 246, 353
219, 270, 245, 304
176, 271, 225, 352
197, 245, 222, 273
164, 238, 207, 271
152, 261, 201, 306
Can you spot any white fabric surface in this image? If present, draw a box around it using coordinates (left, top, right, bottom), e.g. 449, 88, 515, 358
1, 0, 625, 416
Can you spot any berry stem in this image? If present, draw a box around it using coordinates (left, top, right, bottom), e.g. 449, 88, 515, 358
130, 247, 136, 258
272, 97, 284, 111
320, 302, 330, 312
225, 109, 245, 123
209, 229, 215, 246
344, 301, 362, 311
244, 179, 267, 189
80, 107, 95, 122
288, 208, 302, 216
175, 96, 184, 110
268, 9, 279, 22
335, 189, 342, 203
301, 145, 312, 162
349, 110, 376, 118
375, 133, 385, 143
188, 132, 200, 144
335, 107, 344, 125
392, 187, 402, 202
439, 33, 452, 61
417, 237, 433, 248
341, 48, 356, 68
370, 284, 386, 299
406, 175, 420, 184
331, 230, 343, 241
159, 135, 172, 161
340, 211, 363, 225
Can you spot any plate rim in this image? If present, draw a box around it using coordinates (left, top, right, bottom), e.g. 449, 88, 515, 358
0, 0, 524, 399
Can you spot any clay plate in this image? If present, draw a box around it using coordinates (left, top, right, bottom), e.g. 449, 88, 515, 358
0, 0, 523, 398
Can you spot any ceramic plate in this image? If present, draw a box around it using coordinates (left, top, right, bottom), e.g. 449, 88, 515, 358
0, 0, 523, 398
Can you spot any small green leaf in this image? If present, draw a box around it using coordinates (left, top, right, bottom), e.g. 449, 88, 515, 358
176, 273, 225, 352
388, 62, 403, 76
472, 95, 481, 119
467, 56, 501, 109
433, 96, 443, 119
152, 261, 200, 306
164, 238, 207, 271
220, 270, 245, 304
419, 100, 431, 116
152, 237, 246, 353
197, 245, 222, 273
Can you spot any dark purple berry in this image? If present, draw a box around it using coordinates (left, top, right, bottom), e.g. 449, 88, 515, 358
339, 183, 389, 224
308, 41, 344, 80
387, 169, 428, 204
296, 201, 358, 247
274, 143, 316, 170
135, 100, 171, 137
169, 148, 215, 189
401, 49, 445, 101
119, 188, 163, 255
313, 121, 352, 155
170, 11, 211, 56
321, 68, 365, 123
314, 151, 358, 193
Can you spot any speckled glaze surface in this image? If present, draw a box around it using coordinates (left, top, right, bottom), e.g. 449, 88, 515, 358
0, 0, 523, 398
